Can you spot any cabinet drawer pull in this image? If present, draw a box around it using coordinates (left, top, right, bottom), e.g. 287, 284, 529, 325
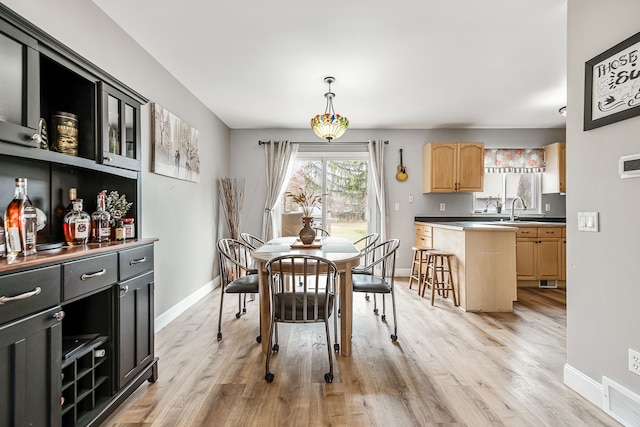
81, 269, 107, 280
130, 256, 147, 265
53, 311, 65, 321
0, 287, 42, 305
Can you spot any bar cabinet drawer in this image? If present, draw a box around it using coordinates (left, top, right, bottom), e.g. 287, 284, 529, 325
0, 265, 61, 325
63, 253, 118, 301
537, 227, 562, 238
515, 227, 537, 238
119, 244, 154, 281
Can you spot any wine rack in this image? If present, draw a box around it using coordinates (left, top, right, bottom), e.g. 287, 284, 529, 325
61, 335, 111, 427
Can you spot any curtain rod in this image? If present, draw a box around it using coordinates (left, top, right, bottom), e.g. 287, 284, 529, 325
258, 140, 388, 145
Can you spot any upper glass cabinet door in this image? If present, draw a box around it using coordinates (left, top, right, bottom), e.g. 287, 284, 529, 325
0, 19, 40, 147
100, 82, 141, 171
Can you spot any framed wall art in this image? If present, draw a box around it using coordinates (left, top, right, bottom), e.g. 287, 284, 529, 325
584, 31, 640, 130
151, 102, 200, 182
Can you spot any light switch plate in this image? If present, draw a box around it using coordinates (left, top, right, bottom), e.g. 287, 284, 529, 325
578, 211, 599, 232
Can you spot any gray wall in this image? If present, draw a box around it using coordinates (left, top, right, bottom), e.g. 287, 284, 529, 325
3, 0, 231, 320
231, 128, 566, 273
566, 0, 640, 404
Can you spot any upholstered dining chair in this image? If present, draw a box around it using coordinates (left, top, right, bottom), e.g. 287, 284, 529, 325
264, 254, 338, 383
217, 238, 261, 343
351, 238, 401, 342
240, 232, 264, 250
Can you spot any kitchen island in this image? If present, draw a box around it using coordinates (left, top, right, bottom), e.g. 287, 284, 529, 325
415, 221, 518, 312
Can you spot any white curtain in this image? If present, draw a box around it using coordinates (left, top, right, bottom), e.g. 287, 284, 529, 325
261, 140, 298, 241
368, 140, 388, 241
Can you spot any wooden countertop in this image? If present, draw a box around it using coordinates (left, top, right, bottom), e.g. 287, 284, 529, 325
0, 238, 158, 274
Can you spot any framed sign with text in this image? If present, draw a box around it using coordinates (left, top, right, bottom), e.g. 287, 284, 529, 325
584, 31, 640, 130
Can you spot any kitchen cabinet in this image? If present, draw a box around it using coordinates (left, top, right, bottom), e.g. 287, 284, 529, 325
515, 226, 564, 281
100, 83, 142, 171
414, 222, 433, 249
542, 142, 566, 194
422, 142, 484, 193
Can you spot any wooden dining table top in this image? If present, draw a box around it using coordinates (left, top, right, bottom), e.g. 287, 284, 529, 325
252, 236, 362, 356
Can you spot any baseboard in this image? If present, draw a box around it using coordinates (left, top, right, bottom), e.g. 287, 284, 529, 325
396, 268, 411, 277
154, 277, 219, 332
563, 363, 604, 408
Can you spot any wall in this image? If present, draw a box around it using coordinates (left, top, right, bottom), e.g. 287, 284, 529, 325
2, 0, 231, 325
231, 127, 565, 273
564, 0, 640, 412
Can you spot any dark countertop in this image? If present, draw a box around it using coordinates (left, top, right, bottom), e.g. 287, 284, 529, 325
415, 216, 566, 224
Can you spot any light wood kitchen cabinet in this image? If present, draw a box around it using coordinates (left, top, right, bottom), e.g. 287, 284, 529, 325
422, 142, 484, 193
515, 226, 564, 281
414, 222, 433, 248
542, 142, 566, 194
561, 227, 566, 280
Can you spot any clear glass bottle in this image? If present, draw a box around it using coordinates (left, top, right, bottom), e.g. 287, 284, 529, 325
65, 187, 77, 213
91, 191, 111, 243
4, 177, 38, 257
63, 198, 90, 246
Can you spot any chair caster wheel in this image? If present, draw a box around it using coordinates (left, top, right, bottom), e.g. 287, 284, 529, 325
381, 314, 386, 322
334, 343, 340, 352
391, 334, 398, 342
235, 312, 241, 319
256, 335, 262, 343
324, 373, 333, 383
273, 343, 280, 352
242, 308, 247, 314
365, 295, 370, 301
265, 373, 274, 383
373, 308, 379, 315
217, 332, 222, 341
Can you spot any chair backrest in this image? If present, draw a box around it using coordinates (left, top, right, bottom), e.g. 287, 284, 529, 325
266, 254, 337, 323
313, 227, 330, 237
359, 238, 400, 283
353, 232, 380, 265
240, 232, 264, 249
218, 238, 256, 286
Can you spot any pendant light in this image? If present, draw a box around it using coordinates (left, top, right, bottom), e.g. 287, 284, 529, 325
310, 76, 349, 142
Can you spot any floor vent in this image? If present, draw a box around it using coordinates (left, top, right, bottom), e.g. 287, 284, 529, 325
539, 280, 558, 289
603, 376, 640, 426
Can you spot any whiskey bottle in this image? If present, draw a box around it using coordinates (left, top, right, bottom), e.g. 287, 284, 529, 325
91, 191, 111, 243
4, 177, 38, 257
63, 198, 90, 246
66, 187, 77, 213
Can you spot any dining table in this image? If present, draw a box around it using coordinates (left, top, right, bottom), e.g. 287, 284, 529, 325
251, 236, 362, 356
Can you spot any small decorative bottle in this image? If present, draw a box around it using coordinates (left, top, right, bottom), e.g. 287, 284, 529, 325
114, 220, 126, 242
63, 198, 90, 246
4, 177, 38, 257
91, 191, 111, 243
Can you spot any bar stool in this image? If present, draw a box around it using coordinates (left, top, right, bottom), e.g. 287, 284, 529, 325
408, 246, 432, 295
421, 250, 458, 306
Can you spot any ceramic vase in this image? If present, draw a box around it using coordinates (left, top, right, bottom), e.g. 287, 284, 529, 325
299, 216, 316, 245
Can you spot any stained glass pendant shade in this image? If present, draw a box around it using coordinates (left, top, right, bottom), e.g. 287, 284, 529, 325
310, 76, 349, 141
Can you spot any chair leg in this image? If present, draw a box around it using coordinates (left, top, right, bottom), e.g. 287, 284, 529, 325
323, 316, 334, 383
264, 316, 276, 382
333, 294, 339, 352
373, 294, 378, 315
236, 294, 242, 318
390, 289, 398, 342
217, 288, 225, 340
381, 294, 387, 321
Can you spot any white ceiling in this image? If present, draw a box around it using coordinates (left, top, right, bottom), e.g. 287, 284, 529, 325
93, 0, 567, 130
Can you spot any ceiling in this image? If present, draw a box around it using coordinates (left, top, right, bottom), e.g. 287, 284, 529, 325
92, 0, 567, 131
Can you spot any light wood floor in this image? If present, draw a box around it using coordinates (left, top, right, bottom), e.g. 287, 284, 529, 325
103, 279, 619, 427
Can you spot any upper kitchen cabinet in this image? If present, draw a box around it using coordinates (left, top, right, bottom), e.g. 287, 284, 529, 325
0, 18, 40, 147
542, 142, 566, 194
422, 142, 484, 193
100, 83, 142, 171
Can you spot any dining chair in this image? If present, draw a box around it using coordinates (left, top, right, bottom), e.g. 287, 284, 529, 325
217, 238, 261, 343
264, 254, 338, 383
352, 232, 380, 303
240, 232, 264, 249
351, 238, 401, 342
313, 227, 330, 237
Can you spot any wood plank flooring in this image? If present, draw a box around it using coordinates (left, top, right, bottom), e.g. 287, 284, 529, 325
103, 279, 620, 426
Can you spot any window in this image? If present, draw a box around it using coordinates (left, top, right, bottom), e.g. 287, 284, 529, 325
474, 172, 541, 214
280, 150, 375, 242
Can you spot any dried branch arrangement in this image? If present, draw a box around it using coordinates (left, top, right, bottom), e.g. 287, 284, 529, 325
217, 177, 245, 240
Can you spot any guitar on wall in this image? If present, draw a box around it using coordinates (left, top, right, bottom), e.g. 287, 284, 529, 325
396, 148, 408, 181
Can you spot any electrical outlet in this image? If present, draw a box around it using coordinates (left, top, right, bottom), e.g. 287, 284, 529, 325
409, 194, 414, 203
439, 203, 446, 211
394, 203, 400, 211
545, 203, 551, 212
629, 349, 640, 376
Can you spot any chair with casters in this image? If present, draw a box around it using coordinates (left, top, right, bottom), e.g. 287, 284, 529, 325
264, 254, 338, 384
351, 238, 401, 342
217, 238, 261, 343
240, 232, 264, 250
352, 233, 380, 303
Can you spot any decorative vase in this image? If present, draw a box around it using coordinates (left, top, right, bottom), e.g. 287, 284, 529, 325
299, 216, 316, 245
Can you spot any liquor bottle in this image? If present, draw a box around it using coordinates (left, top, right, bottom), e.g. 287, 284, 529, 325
114, 220, 126, 242
63, 198, 90, 246
66, 187, 77, 213
0, 214, 5, 257
91, 191, 111, 243
4, 177, 38, 257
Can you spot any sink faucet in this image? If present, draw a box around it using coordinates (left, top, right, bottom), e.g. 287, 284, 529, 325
510, 197, 527, 221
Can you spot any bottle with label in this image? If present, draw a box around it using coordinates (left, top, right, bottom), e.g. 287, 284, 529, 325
4, 177, 38, 257
0, 214, 5, 257
122, 217, 135, 239
63, 199, 90, 246
114, 220, 126, 242
91, 191, 111, 243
